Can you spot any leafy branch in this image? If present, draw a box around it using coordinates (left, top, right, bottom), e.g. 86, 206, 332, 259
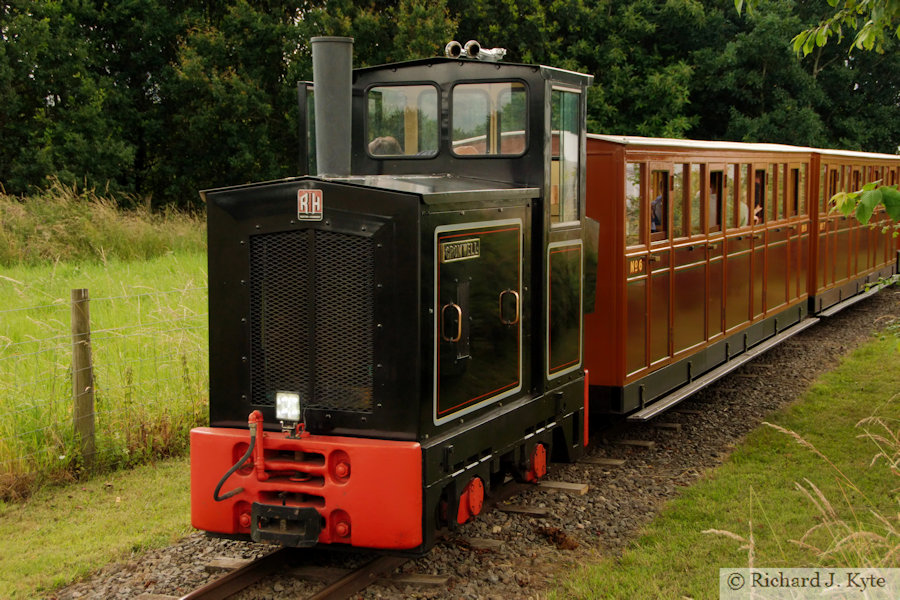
831, 181, 900, 234
737, 0, 900, 55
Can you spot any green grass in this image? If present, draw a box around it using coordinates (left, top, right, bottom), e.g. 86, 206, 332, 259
0, 456, 191, 599
555, 334, 900, 599
0, 251, 209, 499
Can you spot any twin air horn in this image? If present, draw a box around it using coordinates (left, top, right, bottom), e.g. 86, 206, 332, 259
444, 40, 507, 62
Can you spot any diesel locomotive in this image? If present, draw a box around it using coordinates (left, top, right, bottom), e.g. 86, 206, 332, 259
190, 37, 900, 553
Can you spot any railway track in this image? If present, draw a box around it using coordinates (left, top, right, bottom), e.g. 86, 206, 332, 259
175, 549, 407, 600
172, 477, 546, 600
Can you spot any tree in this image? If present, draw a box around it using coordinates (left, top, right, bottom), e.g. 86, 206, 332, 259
0, 1, 136, 196
1, 0, 896, 211
689, 0, 828, 146
738, 0, 900, 54
449, 0, 700, 137
733, 0, 900, 225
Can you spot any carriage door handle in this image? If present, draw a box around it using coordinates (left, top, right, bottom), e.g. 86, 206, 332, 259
499, 289, 520, 325
441, 302, 463, 342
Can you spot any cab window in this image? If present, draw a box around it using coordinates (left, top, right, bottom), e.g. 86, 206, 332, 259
367, 85, 439, 157
550, 88, 581, 224
451, 82, 526, 156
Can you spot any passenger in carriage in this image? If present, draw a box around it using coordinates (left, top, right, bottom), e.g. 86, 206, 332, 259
651, 193, 664, 233
753, 170, 765, 224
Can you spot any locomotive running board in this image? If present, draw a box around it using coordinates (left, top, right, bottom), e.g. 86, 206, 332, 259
819, 274, 899, 318
627, 317, 820, 422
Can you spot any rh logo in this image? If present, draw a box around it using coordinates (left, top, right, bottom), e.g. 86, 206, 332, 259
297, 189, 324, 221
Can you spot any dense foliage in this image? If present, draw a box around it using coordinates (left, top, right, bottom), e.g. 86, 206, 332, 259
741, 0, 900, 54
1, 0, 897, 208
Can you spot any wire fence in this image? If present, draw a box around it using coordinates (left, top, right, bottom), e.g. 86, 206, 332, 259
0, 286, 208, 498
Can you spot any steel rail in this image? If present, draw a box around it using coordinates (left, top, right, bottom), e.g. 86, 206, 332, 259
306, 555, 408, 600
178, 547, 292, 600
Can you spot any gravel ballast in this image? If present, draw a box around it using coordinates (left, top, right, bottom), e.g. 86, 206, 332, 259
49, 289, 899, 600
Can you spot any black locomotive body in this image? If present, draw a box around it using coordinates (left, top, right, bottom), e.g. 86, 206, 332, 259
191, 38, 594, 552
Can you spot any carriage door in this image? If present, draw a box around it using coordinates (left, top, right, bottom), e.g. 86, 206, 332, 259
647, 163, 673, 365
547, 87, 584, 381
434, 218, 524, 425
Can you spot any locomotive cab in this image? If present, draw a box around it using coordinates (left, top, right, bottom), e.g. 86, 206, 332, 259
191, 38, 594, 553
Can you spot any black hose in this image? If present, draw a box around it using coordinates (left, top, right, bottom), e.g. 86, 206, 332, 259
213, 428, 256, 502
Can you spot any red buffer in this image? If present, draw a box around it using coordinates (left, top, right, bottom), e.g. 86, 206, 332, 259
191, 412, 423, 550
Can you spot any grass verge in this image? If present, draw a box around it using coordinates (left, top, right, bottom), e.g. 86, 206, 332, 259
555, 333, 900, 599
0, 456, 191, 599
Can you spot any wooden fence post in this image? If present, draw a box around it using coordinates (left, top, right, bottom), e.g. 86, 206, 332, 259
71, 288, 95, 470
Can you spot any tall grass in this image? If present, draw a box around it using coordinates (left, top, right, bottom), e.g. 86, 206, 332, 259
0, 184, 209, 500
0, 179, 205, 266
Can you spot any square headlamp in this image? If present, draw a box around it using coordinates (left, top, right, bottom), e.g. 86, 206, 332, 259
275, 391, 302, 422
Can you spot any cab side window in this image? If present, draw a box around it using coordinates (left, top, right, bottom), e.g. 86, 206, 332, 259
550, 88, 581, 224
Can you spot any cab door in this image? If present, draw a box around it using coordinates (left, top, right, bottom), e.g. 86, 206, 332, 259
546, 86, 584, 381
434, 217, 525, 425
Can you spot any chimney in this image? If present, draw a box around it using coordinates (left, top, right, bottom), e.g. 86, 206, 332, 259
311, 36, 354, 177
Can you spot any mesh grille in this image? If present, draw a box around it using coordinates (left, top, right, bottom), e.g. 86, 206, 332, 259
313, 234, 375, 411
249, 231, 312, 407
249, 229, 375, 413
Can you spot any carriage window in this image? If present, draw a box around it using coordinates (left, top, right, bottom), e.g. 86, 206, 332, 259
788, 167, 799, 217
726, 166, 737, 228
775, 163, 786, 221
367, 85, 438, 157
650, 170, 669, 240
451, 82, 526, 156
766, 164, 776, 222
852, 168, 861, 191
827, 168, 840, 210
690, 164, 702, 235
754, 168, 767, 225
625, 163, 643, 246
739, 164, 751, 226
672, 165, 685, 237
799, 164, 807, 216
709, 170, 723, 232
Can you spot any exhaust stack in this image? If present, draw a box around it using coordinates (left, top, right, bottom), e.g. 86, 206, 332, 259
311, 36, 353, 177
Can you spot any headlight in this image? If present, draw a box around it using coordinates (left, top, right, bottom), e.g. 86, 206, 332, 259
275, 391, 301, 422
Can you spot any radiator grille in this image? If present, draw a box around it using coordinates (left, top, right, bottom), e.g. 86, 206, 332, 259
249, 229, 375, 413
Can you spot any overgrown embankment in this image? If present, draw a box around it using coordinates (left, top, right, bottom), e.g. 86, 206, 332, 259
0, 180, 205, 266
